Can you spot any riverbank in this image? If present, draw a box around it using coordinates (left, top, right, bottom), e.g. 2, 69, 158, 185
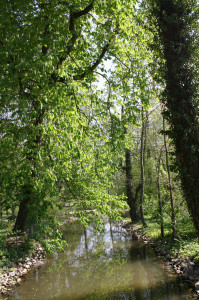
0, 243, 45, 298
0, 216, 78, 298
123, 220, 199, 297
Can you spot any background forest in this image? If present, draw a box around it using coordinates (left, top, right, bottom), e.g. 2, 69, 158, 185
0, 0, 199, 266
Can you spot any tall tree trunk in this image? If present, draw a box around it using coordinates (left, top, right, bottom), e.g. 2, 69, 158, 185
157, 146, 164, 238
121, 105, 140, 222
163, 115, 176, 238
151, 1, 199, 234
14, 106, 45, 232
147, 147, 152, 199
125, 148, 140, 222
140, 108, 147, 227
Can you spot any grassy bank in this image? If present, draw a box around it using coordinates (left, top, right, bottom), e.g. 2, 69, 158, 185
138, 214, 199, 264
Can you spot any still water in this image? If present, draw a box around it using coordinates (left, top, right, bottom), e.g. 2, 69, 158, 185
10, 220, 195, 299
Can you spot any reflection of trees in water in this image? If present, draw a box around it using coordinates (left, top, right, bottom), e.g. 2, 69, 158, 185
84, 227, 88, 252
38, 221, 131, 298
109, 218, 114, 249
128, 242, 150, 300
13, 221, 193, 300
63, 221, 135, 296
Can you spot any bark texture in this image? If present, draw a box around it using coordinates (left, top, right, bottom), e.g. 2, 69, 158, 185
14, 186, 31, 232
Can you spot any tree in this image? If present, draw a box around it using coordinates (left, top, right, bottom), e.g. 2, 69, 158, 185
156, 145, 164, 238
124, 127, 141, 222
0, 0, 134, 234
148, 0, 199, 233
139, 107, 147, 227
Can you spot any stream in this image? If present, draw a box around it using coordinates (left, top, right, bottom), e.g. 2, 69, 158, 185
9, 220, 195, 299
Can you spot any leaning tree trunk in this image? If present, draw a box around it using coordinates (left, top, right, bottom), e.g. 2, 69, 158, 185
150, 1, 199, 234
13, 190, 31, 232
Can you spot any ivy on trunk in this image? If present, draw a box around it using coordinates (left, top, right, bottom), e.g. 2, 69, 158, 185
150, 0, 199, 234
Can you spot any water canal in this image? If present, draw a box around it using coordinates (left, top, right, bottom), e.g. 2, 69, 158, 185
9, 220, 196, 299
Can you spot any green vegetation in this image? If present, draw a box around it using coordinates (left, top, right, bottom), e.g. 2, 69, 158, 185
0, 217, 35, 270
140, 213, 199, 264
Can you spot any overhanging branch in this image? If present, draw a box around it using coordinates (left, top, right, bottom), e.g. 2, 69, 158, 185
56, 2, 95, 69
73, 43, 109, 80
72, 1, 94, 19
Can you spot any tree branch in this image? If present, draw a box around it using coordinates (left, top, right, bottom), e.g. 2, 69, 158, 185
73, 43, 109, 80
72, 2, 94, 19
57, 1, 94, 67
52, 5, 119, 83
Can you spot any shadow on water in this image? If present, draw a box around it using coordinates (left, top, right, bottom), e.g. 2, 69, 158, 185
9, 220, 196, 300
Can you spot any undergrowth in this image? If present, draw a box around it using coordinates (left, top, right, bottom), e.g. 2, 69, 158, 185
0, 219, 36, 272
142, 214, 199, 264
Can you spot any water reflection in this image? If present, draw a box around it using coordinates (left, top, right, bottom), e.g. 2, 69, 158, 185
10, 220, 195, 299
